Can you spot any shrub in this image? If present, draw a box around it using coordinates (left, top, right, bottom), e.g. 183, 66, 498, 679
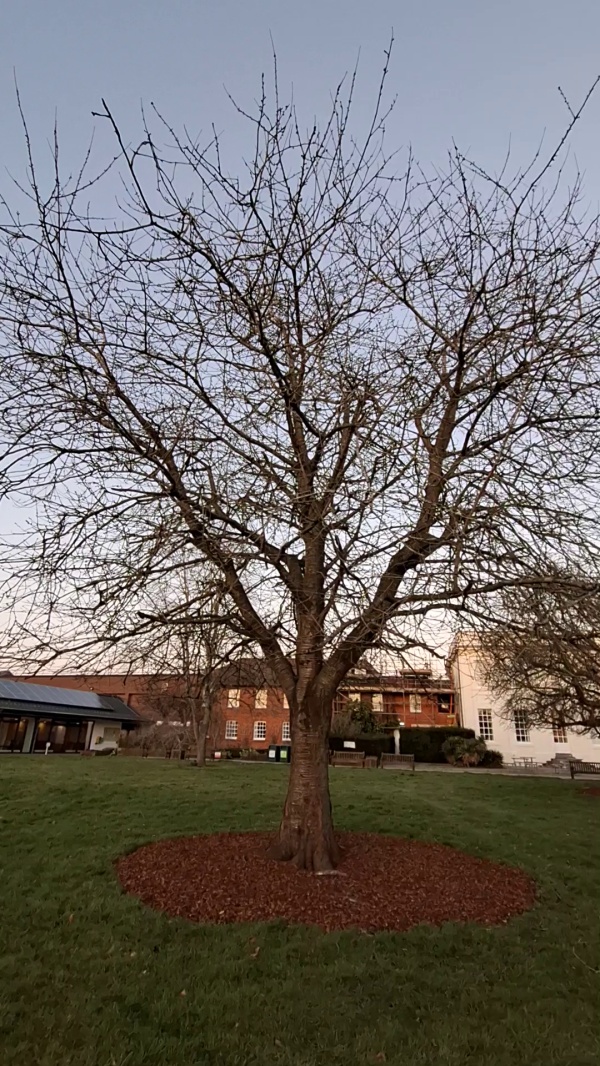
442, 736, 487, 766
331, 699, 378, 738
348, 700, 378, 734
398, 727, 475, 763
480, 749, 504, 768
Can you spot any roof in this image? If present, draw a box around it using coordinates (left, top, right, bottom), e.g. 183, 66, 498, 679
217, 659, 279, 688
216, 658, 452, 693
0, 678, 142, 723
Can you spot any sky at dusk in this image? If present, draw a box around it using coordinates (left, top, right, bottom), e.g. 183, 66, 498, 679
1, 1, 599, 192
1, 1, 599, 650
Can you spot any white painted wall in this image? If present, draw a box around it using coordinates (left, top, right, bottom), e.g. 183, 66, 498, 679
90, 720, 122, 751
451, 640, 600, 765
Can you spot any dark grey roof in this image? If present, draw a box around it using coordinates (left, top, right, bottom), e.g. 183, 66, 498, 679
215, 658, 452, 693
0, 678, 141, 723
217, 659, 279, 688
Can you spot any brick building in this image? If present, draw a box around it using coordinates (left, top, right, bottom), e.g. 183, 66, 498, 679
6, 660, 454, 752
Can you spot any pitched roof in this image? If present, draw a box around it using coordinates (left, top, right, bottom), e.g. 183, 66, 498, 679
0, 678, 141, 723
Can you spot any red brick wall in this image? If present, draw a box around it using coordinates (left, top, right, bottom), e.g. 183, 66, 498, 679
381, 692, 455, 728
11, 674, 454, 746
213, 686, 290, 750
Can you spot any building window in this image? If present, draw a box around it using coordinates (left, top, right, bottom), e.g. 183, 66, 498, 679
552, 722, 568, 744
225, 720, 238, 740
409, 694, 422, 714
372, 693, 383, 713
514, 712, 530, 743
478, 709, 494, 741
282, 694, 289, 709
255, 688, 268, 709
282, 721, 291, 742
253, 721, 267, 741
227, 689, 240, 708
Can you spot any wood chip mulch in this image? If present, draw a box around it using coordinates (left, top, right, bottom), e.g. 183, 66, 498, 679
115, 832, 536, 933
582, 786, 600, 797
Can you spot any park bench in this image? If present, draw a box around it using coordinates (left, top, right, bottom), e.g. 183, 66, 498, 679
330, 750, 365, 768
380, 753, 415, 772
569, 760, 600, 779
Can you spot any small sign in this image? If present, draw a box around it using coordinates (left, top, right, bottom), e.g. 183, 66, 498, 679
214, 751, 222, 760
343, 740, 356, 749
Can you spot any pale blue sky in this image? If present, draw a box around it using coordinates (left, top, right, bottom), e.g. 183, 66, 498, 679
1, 1, 599, 185
1, 0, 599, 542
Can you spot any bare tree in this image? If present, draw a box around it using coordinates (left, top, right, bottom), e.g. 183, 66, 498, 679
479, 578, 600, 735
124, 573, 250, 766
2, 66, 600, 869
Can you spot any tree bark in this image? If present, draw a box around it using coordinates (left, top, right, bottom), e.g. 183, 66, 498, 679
269, 715, 339, 872
192, 689, 212, 768
195, 727, 208, 768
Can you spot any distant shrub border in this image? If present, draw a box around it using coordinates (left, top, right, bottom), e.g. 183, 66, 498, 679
329, 727, 476, 763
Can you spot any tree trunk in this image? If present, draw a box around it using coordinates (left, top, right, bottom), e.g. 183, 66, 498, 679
195, 728, 207, 768
192, 689, 212, 768
269, 721, 339, 872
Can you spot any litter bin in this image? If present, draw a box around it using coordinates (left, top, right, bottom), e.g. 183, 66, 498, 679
268, 745, 280, 762
280, 745, 291, 763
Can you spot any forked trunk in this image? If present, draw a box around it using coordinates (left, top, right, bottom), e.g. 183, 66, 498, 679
269, 718, 339, 872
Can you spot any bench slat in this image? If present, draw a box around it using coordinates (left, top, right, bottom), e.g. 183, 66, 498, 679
330, 751, 365, 768
380, 753, 415, 772
570, 760, 600, 778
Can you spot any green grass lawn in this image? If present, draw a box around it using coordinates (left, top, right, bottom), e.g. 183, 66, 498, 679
0, 759, 598, 1066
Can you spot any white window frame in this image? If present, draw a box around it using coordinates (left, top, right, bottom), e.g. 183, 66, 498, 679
281, 721, 291, 743
409, 694, 422, 714
253, 720, 267, 741
227, 688, 240, 708
282, 694, 289, 709
552, 722, 568, 744
254, 688, 268, 709
225, 720, 238, 740
372, 693, 383, 713
514, 712, 530, 743
478, 708, 494, 741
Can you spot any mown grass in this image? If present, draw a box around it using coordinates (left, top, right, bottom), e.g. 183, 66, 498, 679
0, 757, 598, 1066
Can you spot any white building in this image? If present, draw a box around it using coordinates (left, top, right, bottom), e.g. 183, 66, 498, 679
449, 635, 600, 766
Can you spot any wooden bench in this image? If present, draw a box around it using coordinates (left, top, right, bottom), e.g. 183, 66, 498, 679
330, 751, 365, 768
569, 760, 600, 779
380, 753, 415, 772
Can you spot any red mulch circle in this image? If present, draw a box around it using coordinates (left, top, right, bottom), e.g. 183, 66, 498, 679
116, 832, 536, 934
582, 786, 600, 797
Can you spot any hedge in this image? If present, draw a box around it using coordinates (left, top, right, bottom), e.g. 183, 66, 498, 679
329, 728, 475, 762
328, 734, 394, 758
394, 727, 475, 763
